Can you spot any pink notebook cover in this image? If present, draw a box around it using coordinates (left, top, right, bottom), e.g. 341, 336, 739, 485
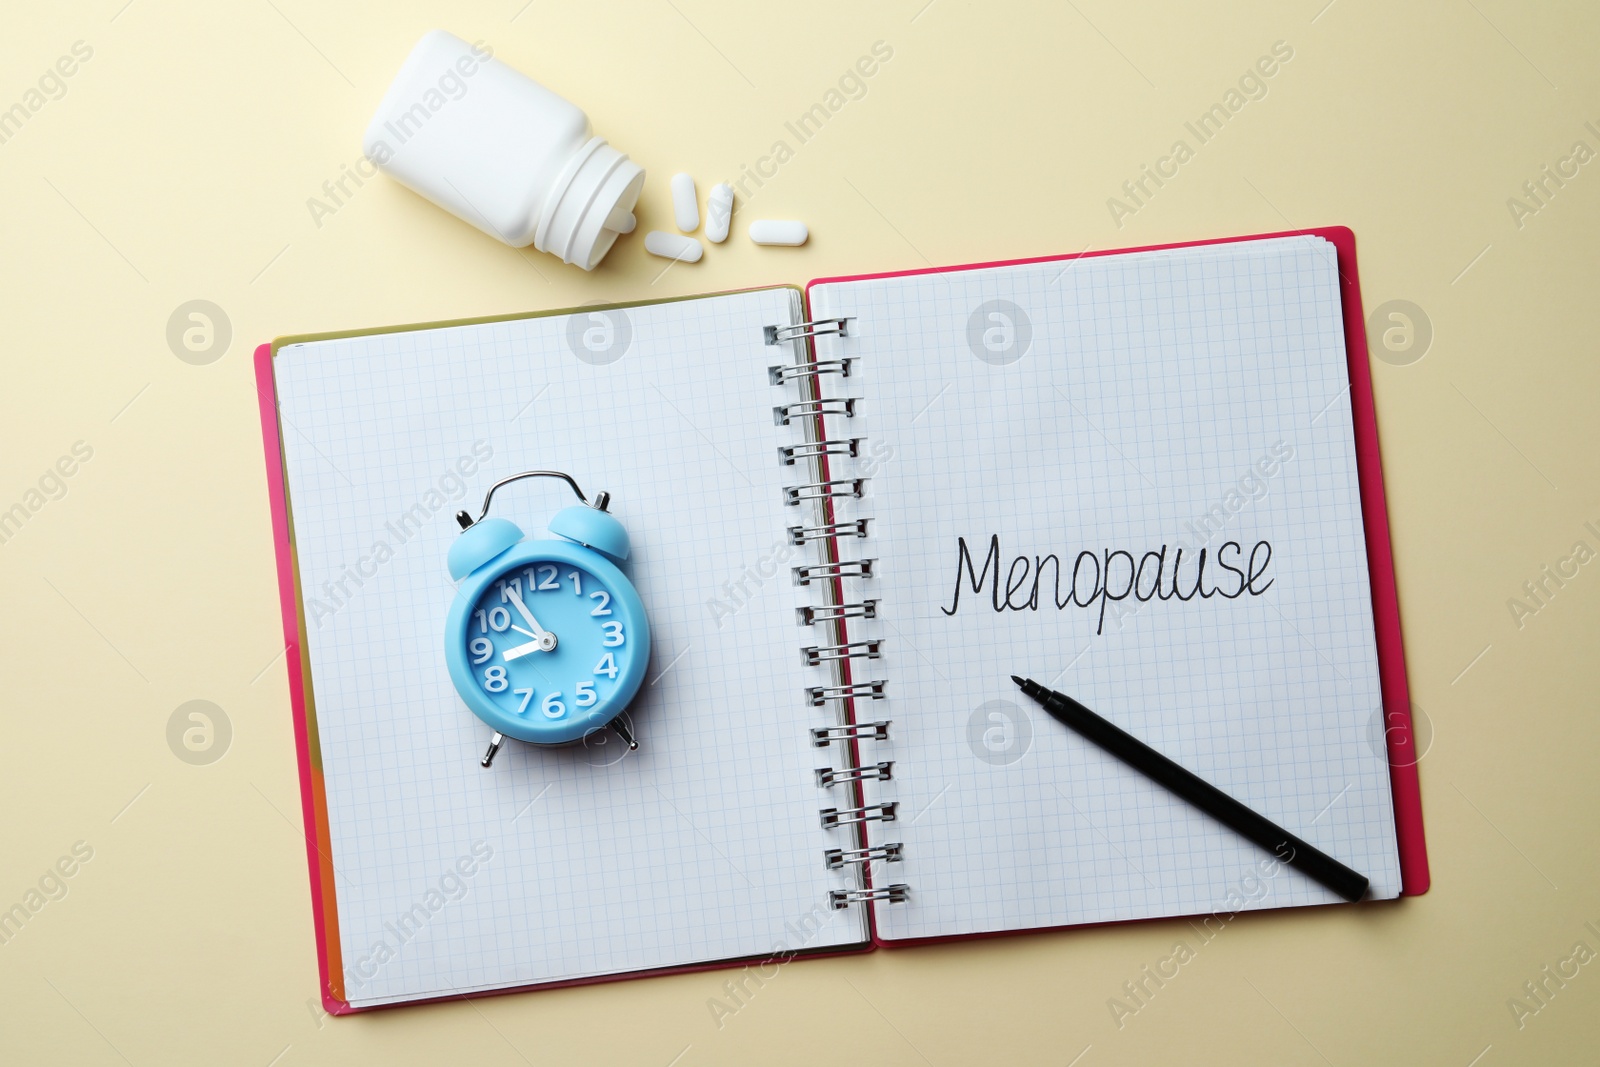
255, 225, 1428, 1010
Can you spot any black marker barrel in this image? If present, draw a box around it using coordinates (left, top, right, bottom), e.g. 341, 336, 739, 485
1012, 676, 1369, 903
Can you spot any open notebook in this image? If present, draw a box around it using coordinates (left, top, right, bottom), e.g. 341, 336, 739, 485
256, 227, 1427, 1011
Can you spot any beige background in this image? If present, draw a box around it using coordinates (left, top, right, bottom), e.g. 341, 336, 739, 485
2, 0, 1596, 1063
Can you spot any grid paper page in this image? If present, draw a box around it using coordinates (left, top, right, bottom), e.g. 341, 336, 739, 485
810, 236, 1402, 941
274, 289, 865, 1006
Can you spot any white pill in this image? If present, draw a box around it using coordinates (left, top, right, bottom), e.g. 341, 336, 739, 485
705, 183, 734, 243
605, 200, 635, 233
671, 173, 699, 232
644, 230, 703, 263
748, 220, 808, 246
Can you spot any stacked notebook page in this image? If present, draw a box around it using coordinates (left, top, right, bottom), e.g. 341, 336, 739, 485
270, 289, 871, 1007
808, 234, 1404, 941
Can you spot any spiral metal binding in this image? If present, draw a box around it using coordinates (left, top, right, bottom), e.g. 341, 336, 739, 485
829, 884, 910, 909
807, 681, 886, 706
824, 842, 903, 869
811, 721, 891, 747
815, 762, 894, 787
769, 316, 903, 914
783, 478, 864, 505
797, 600, 877, 625
764, 317, 851, 345
788, 518, 870, 545
801, 639, 882, 666
769, 358, 854, 385
779, 439, 863, 464
820, 803, 898, 829
774, 397, 857, 426
793, 559, 874, 585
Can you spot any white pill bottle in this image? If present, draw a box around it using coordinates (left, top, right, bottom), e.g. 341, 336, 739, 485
364, 31, 644, 270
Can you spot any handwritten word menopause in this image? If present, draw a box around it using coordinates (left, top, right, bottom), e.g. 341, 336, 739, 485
941, 535, 1275, 634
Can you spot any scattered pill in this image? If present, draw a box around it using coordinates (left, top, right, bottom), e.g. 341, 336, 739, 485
612, 212, 636, 234
749, 220, 808, 246
705, 183, 734, 243
644, 230, 703, 263
671, 173, 699, 232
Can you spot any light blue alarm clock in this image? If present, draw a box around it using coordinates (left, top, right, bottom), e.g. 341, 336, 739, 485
445, 470, 650, 767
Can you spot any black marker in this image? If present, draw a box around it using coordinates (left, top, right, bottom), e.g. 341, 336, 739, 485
1012, 676, 1369, 903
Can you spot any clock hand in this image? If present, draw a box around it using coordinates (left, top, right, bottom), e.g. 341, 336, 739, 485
510, 624, 537, 639
502, 639, 546, 662
503, 586, 557, 651
503, 587, 549, 635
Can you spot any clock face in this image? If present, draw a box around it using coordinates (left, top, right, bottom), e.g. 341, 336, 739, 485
462, 559, 632, 733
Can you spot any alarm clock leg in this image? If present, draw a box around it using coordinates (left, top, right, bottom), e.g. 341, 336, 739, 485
481, 732, 505, 768
610, 718, 639, 751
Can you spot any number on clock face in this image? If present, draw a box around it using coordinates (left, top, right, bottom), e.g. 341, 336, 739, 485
466, 562, 625, 722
